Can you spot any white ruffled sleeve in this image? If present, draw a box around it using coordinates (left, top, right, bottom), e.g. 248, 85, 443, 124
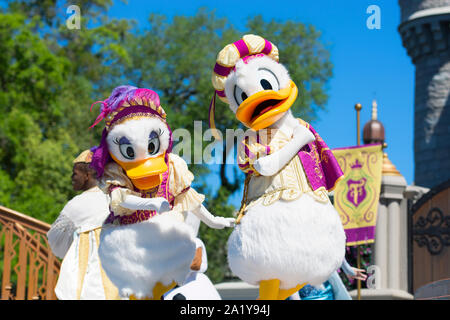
168, 154, 205, 212
109, 187, 141, 217
101, 162, 139, 217
47, 211, 76, 259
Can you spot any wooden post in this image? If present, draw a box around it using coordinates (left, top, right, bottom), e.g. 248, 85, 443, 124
355, 103, 362, 300
16, 234, 28, 299
355, 103, 362, 146
1, 224, 13, 300
357, 246, 362, 300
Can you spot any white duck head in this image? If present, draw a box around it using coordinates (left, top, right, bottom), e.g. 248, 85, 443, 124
90, 86, 172, 190
210, 34, 298, 131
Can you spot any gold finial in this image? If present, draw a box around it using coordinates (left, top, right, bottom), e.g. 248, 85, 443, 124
355, 103, 362, 145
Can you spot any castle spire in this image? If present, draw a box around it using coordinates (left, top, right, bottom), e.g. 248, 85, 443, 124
362, 100, 402, 176
371, 100, 378, 121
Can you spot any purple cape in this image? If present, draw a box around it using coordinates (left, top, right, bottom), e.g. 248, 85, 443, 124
297, 125, 343, 192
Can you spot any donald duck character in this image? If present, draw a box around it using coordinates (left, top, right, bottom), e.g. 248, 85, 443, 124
89, 86, 234, 300
209, 34, 346, 300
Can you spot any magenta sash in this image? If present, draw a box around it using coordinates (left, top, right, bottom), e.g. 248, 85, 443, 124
297, 125, 343, 192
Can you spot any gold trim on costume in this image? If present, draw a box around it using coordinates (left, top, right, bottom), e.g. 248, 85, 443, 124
93, 228, 120, 300
76, 232, 90, 300
236, 126, 331, 218
107, 113, 162, 131
105, 100, 166, 131
327, 175, 345, 192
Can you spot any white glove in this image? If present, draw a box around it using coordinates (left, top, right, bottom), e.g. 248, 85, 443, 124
209, 216, 236, 229
253, 124, 315, 176
192, 205, 235, 229
120, 195, 171, 213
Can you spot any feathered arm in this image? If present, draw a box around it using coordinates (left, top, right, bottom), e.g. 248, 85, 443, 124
253, 123, 315, 176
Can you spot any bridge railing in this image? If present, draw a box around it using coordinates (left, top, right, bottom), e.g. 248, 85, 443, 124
0, 205, 60, 300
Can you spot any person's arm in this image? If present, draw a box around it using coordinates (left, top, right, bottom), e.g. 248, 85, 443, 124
47, 213, 76, 259
341, 259, 355, 276
253, 124, 315, 176
341, 259, 367, 281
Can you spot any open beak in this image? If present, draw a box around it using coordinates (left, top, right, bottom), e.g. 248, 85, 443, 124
235, 80, 298, 131
110, 152, 168, 190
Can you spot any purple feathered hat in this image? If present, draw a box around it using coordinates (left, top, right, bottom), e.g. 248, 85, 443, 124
89, 85, 173, 178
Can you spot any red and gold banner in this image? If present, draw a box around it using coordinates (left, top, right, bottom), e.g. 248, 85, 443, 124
332, 144, 383, 246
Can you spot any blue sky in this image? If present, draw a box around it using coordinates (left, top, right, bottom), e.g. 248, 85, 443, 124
107, 0, 415, 205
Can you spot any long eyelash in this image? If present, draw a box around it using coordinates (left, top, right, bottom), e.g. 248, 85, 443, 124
158, 128, 164, 137
113, 137, 120, 145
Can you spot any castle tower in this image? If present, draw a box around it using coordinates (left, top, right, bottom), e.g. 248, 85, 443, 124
398, 0, 450, 188
345, 101, 412, 299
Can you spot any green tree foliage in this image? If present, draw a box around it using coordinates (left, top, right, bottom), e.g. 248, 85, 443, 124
0, 1, 132, 223
0, 12, 73, 222
0, 1, 333, 283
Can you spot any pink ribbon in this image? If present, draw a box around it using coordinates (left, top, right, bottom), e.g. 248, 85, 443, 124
89, 100, 110, 129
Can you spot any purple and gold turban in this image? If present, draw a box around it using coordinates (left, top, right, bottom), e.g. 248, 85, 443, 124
209, 34, 279, 138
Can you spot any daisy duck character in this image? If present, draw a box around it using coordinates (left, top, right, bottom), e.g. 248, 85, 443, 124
89, 86, 234, 300
209, 35, 346, 300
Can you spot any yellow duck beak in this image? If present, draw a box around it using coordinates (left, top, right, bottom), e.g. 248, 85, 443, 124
110, 152, 168, 190
236, 80, 298, 131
